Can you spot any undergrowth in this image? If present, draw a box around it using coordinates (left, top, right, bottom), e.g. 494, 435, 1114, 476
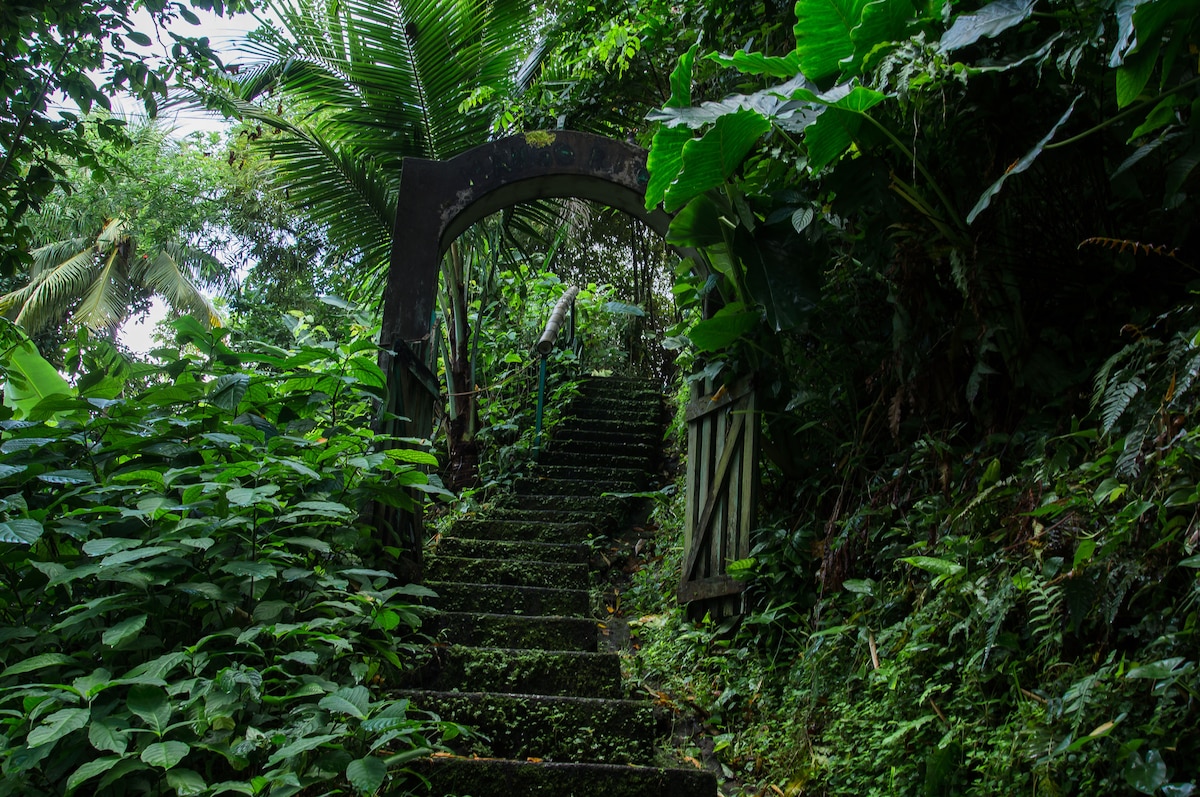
626, 310, 1200, 796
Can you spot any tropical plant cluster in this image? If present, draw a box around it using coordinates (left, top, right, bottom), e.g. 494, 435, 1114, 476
0, 315, 471, 795
613, 0, 1200, 794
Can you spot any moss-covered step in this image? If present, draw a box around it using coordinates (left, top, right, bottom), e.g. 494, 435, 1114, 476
494, 492, 630, 516
513, 476, 639, 496
447, 518, 596, 544
550, 427, 662, 446
427, 611, 599, 651
558, 416, 661, 436
400, 645, 623, 698
425, 581, 591, 616
546, 436, 658, 461
538, 451, 654, 472
562, 404, 662, 424
479, 506, 621, 530
424, 556, 590, 590
433, 536, 590, 563
396, 757, 717, 797
395, 690, 661, 764
532, 463, 650, 485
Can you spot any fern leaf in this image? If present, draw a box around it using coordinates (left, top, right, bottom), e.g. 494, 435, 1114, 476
1100, 376, 1144, 435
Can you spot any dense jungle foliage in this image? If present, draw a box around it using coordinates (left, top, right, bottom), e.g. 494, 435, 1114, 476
0, 0, 1198, 794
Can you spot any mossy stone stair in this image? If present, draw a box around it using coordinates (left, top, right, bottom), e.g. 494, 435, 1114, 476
397, 377, 716, 797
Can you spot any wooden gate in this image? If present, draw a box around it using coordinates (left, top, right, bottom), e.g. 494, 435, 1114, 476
679, 377, 759, 619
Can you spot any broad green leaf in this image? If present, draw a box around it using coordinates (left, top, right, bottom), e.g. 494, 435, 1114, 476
0, 518, 43, 545
220, 560, 277, 579
847, 0, 917, 73
82, 537, 143, 556
803, 86, 886, 172
1072, 539, 1097, 571
1116, 46, 1158, 109
27, 707, 90, 747
967, 95, 1079, 224
666, 194, 728, 249
647, 45, 698, 209
842, 578, 876, 595
166, 768, 207, 795
603, 301, 645, 316
382, 449, 439, 466
141, 740, 190, 770
102, 614, 148, 647
100, 546, 177, 567
127, 684, 171, 736
793, 0, 870, 81
346, 756, 387, 793
66, 756, 123, 791
664, 109, 772, 212
88, 718, 131, 754
209, 373, 249, 412
320, 685, 371, 717
900, 556, 965, 578
36, 468, 94, 485
1, 335, 75, 419
226, 484, 281, 506
939, 0, 1034, 52
1126, 657, 1189, 679
1124, 749, 1169, 795
687, 308, 761, 352
265, 733, 341, 766
706, 49, 803, 78
1, 652, 75, 677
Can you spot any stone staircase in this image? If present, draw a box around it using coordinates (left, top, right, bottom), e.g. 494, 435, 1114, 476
397, 376, 716, 796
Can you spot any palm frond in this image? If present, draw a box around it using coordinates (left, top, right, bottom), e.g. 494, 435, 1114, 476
74, 244, 132, 332
7, 248, 100, 333
140, 249, 222, 327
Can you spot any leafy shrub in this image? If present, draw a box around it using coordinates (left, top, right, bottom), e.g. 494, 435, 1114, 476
0, 318, 466, 796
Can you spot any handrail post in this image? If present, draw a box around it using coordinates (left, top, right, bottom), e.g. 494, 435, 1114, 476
532, 286, 579, 461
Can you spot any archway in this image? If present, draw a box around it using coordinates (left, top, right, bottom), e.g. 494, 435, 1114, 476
377, 130, 749, 619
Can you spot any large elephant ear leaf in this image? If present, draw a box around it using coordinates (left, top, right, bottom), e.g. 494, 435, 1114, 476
645, 45, 698, 209
793, 0, 870, 82
0, 324, 75, 419
939, 0, 1034, 52
663, 109, 771, 213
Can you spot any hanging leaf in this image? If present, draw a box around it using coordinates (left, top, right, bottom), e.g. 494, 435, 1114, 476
939, 0, 1034, 52
967, 95, 1080, 224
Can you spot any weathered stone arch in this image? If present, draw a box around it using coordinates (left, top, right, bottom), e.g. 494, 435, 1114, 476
377, 130, 684, 567
380, 130, 676, 346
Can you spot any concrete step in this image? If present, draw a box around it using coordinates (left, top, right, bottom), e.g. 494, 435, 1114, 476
542, 448, 657, 472
480, 506, 621, 530
448, 518, 595, 544
402, 645, 623, 698
530, 463, 649, 487
426, 581, 591, 616
514, 476, 639, 496
397, 689, 661, 764
398, 757, 718, 797
428, 611, 599, 651
434, 536, 589, 563
425, 556, 590, 590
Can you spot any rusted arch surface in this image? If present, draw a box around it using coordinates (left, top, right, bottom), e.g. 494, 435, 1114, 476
381, 130, 675, 346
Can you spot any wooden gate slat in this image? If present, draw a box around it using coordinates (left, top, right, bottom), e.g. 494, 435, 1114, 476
679, 378, 759, 618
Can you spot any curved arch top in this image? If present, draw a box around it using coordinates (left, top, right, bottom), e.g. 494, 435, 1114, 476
381, 130, 675, 344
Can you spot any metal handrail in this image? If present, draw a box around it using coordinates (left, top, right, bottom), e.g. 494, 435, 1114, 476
533, 286, 579, 459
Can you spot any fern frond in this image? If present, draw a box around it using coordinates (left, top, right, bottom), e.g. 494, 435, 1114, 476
1100, 376, 1144, 435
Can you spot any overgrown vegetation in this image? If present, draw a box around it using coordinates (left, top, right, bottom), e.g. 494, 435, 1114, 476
0, 314, 471, 795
